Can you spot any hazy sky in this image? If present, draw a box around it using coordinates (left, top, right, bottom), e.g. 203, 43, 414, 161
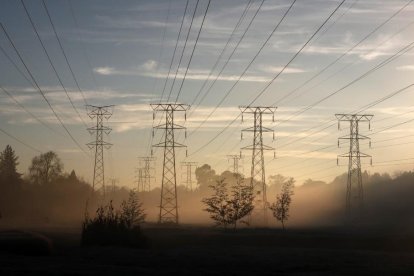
0, 0, 413, 188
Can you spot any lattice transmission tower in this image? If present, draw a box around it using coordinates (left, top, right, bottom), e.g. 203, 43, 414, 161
336, 113, 373, 221
135, 167, 143, 191
240, 106, 276, 226
181, 162, 197, 191
87, 105, 114, 198
227, 154, 243, 175
151, 103, 189, 224
138, 157, 155, 192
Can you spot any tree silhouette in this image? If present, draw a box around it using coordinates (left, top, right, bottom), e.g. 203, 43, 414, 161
227, 176, 254, 230
120, 190, 146, 229
270, 178, 295, 230
29, 151, 63, 184
202, 177, 254, 230
0, 145, 21, 184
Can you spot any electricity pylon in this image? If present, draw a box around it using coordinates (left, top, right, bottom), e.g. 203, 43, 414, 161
151, 103, 189, 224
227, 154, 243, 175
135, 167, 143, 192
336, 113, 373, 221
181, 162, 197, 191
138, 157, 155, 192
108, 177, 118, 197
87, 105, 114, 199
240, 106, 276, 226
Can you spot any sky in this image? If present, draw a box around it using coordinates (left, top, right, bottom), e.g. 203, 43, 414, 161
0, 0, 413, 189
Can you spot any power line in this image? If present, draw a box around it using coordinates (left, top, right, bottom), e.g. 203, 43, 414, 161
150, 0, 173, 99
246, 0, 346, 105
0, 127, 41, 152
42, 0, 88, 106
67, 0, 99, 89
281, 19, 414, 107
276, 39, 414, 127
189, 0, 345, 156
188, 0, 264, 113
0, 85, 61, 135
0, 23, 88, 155
189, 0, 297, 135
166, 0, 200, 102
20, 0, 87, 127
174, 0, 211, 103
272, 0, 413, 106
189, 0, 254, 107
0, 44, 34, 87
266, 18, 414, 150
159, 0, 190, 102
148, 0, 192, 155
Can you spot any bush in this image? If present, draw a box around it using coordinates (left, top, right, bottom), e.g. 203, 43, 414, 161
81, 191, 148, 248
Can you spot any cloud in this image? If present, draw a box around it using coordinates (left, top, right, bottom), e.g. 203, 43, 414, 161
94, 66, 115, 75
141, 60, 158, 71
264, 65, 306, 74
396, 65, 414, 71
93, 65, 275, 83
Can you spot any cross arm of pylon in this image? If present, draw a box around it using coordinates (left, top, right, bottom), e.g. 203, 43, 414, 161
239, 106, 277, 114
151, 103, 189, 111
338, 134, 371, 141
241, 126, 274, 132
87, 105, 114, 117
152, 141, 187, 148
154, 123, 186, 130
338, 152, 372, 158
87, 126, 112, 135
86, 141, 112, 149
241, 144, 275, 151
335, 114, 374, 121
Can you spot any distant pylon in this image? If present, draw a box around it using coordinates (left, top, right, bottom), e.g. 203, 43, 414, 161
240, 106, 276, 226
87, 105, 114, 199
151, 103, 189, 224
135, 167, 143, 192
138, 157, 155, 192
227, 154, 243, 175
181, 162, 197, 191
108, 177, 118, 197
336, 113, 373, 221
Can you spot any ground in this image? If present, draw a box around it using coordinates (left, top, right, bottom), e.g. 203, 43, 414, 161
1, 225, 414, 275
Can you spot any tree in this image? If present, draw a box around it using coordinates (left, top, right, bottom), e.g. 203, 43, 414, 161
202, 177, 254, 230
0, 145, 20, 183
202, 179, 231, 228
196, 164, 217, 192
227, 176, 254, 230
120, 190, 146, 229
270, 178, 295, 230
29, 151, 63, 184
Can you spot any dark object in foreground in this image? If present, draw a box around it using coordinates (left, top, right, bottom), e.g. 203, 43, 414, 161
0, 230, 53, 255
81, 193, 148, 248
82, 222, 147, 248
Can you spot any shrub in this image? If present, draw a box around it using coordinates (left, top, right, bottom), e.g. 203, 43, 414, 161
81, 191, 148, 248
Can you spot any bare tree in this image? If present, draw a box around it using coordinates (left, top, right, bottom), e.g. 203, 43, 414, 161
270, 178, 295, 230
29, 151, 63, 184
202, 176, 254, 230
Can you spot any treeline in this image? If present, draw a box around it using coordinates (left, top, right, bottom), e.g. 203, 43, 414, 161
1, 144, 414, 229
0, 145, 129, 225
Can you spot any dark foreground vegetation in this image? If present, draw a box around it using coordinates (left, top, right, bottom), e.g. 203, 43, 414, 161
2, 226, 414, 275
81, 192, 148, 248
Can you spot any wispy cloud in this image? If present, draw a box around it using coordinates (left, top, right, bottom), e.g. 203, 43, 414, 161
94, 64, 275, 83
396, 65, 414, 71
